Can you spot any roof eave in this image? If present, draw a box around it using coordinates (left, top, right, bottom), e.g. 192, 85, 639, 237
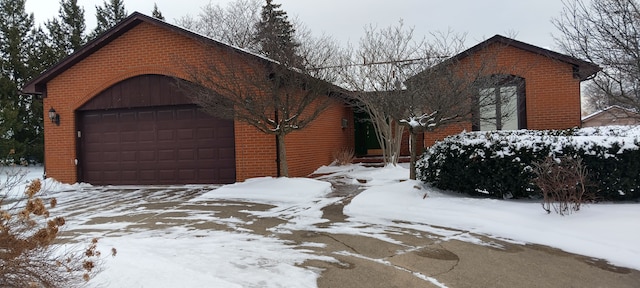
21, 13, 150, 96
410, 34, 600, 82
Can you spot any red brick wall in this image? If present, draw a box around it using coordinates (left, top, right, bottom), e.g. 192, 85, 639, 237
43, 22, 351, 183
234, 121, 278, 181
422, 43, 582, 147
286, 100, 354, 177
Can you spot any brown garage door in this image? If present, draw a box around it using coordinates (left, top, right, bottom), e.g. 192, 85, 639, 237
79, 105, 235, 185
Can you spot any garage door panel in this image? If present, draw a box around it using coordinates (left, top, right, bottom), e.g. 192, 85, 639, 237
178, 149, 195, 160
197, 127, 214, 138
219, 148, 235, 158
121, 173, 138, 183
138, 111, 154, 120
157, 130, 175, 140
219, 168, 235, 179
80, 105, 235, 185
138, 131, 155, 142
178, 129, 194, 139
198, 148, 215, 160
217, 126, 234, 138
139, 170, 156, 180
139, 151, 155, 161
178, 170, 196, 180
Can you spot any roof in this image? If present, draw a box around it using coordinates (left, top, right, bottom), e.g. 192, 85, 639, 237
21, 12, 277, 96
415, 34, 601, 82
582, 105, 640, 122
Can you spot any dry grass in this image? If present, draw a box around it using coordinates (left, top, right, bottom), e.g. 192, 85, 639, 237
332, 147, 355, 166
1, 167, 110, 287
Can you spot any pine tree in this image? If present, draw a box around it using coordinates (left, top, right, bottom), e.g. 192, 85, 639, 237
46, 0, 86, 60
254, 0, 300, 66
90, 0, 127, 39
152, 3, 164, 20
0, 0, 44, 162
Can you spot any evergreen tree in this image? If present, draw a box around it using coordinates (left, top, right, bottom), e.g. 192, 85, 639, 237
29, 26, 57, 83
0, 0, 44, 163
90, 0, 127, 39
46, 0, 86, 60
152, 3, 164, 20
254, 0, 300, 66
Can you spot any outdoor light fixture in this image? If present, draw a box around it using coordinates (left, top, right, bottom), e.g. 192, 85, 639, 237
48, 107, 60, 125
341, 118, 348, 129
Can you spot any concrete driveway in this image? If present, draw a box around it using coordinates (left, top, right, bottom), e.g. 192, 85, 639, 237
52, 183, 640, 288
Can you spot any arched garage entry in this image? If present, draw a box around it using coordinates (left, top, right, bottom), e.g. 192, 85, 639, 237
76, 74, 235, 185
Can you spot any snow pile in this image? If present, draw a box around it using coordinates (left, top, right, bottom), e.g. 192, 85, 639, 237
192, 176, 337, 231
192, 177, 332, 204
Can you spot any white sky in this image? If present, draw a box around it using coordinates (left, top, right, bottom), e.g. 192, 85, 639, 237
25, 0, 565, 50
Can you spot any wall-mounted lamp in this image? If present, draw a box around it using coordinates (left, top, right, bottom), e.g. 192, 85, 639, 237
48, 107, 60, 126
341, 118, 348, 129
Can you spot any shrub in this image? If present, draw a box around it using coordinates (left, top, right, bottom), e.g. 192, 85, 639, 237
0, 167, 108, 287
532, 156, 594, 215
417, 126, 640, 201
332, 147, 355, 166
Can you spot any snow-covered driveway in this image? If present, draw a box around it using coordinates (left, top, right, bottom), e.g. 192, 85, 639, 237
8, 165, 640, 287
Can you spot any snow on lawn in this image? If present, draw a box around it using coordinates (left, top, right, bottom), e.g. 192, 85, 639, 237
4, 162, 640, 287
90, 230, 329, 288
328, 164, 640, 270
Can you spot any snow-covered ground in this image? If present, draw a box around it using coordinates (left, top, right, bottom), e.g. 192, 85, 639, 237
2, 163, 639, 287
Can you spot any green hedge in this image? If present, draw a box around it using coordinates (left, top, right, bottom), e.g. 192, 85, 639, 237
416, 126, 640, 201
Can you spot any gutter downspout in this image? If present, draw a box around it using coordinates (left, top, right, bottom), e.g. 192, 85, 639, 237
275, 109, 280, 177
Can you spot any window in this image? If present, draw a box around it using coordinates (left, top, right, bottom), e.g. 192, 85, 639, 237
474, 75, 526, 131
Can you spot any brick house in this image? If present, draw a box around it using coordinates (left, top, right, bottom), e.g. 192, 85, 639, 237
408, 35, 601, 146
23, 12, 599, 185
22, 12, 354, 185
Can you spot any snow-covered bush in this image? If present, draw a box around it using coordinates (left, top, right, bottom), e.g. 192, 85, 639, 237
416, 126, 640, 200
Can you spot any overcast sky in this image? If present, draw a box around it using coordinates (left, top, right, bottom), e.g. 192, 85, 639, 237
26, 0, 566, 51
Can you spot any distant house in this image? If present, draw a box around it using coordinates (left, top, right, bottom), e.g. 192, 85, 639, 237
22, 12, 600, 185
582, 106, 640, 127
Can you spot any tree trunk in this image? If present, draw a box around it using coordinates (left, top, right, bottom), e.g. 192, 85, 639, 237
276, 132, 289, 177
409, 131, 418, 180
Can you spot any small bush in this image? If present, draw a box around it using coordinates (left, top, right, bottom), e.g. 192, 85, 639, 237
332, 147, 355, 166
532, 156, 594, 215
0, 167, 108, 287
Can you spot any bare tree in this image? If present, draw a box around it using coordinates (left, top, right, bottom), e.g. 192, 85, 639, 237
175, 0, 341, 82
341, 22, 518, 178
554, 0, 639, 112
398, 32, 507, 179
178, 0, 342, 177
181, 50, 335, 177
175, 0, 262, 50
339, 21, 427, 166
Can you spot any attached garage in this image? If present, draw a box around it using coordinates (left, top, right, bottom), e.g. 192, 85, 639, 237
76, 74, 235, 185
22, 12, 354, 185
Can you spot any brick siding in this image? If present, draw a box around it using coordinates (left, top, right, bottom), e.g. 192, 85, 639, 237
421, 43, 582, 147
44, 22, 351, 183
